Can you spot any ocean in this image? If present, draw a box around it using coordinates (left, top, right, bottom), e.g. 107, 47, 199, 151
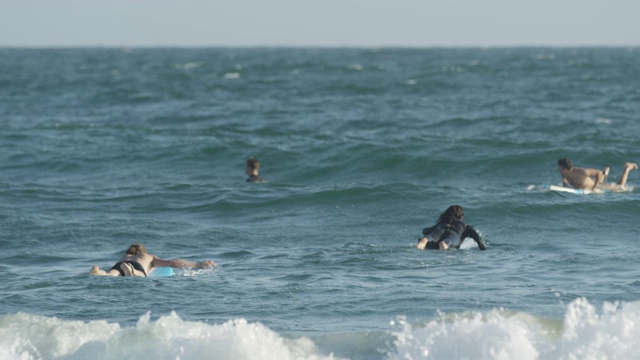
1, 47, 639, 360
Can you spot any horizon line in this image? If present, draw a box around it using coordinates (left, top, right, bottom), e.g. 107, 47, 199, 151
1, 44, 639, 50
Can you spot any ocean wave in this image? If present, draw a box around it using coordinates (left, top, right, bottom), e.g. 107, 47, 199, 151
2, 298, 640, 360
391, 297, 640, 359
0, 312, 340, 360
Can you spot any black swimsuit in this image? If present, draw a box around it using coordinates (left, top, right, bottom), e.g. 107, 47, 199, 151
110, 261, 148, 276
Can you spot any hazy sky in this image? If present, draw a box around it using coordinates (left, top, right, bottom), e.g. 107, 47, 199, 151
1, 0, 639, 47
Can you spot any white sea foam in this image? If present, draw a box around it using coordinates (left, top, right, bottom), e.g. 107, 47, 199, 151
174, 62, 203, 70
390, 298, 640, 360
0, 312, 340, 360
2, 298, 640, 359
224, 72, 241, 79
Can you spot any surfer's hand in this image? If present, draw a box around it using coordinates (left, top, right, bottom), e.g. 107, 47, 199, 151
198, 260, 217, 268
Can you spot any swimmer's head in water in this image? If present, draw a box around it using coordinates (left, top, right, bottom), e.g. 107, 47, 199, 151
126, 243, 147, 255
438, 205, 464, 225
246, 157, 260, 175
558, 158, 573, 170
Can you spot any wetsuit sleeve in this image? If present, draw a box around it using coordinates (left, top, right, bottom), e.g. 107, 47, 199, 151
462, 225, 486, 250
422, 225, 438, 236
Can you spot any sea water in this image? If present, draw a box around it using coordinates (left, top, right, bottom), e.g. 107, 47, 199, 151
1, 47, 639, 359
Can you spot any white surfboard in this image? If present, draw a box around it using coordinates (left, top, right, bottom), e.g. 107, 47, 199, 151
541, 185, 634, 195
544, 185, 596, 194
530, 184, 633, 195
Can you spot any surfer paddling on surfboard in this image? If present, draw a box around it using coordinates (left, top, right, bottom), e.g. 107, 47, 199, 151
557, 158, 637, 191
417, 205, 486, 251
89, 243, 216, 277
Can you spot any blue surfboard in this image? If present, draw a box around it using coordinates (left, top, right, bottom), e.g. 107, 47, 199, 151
148, 267, 174, 277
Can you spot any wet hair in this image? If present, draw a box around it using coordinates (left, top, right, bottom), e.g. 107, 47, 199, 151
558, 158, 573, 170
246, 157, 260, 171
126, 243, 147, 255
437, 205, 464, 225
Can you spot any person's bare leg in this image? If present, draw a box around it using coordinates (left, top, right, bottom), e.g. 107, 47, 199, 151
89, 266, 120, 276
439, 242, 449, 250
417, 237, 428, 250
617, 162, 638, 187
593, 169, 608, 189
89, 266, 107, 275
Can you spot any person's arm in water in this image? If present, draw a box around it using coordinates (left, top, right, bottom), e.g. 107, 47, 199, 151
152, 256, 217, 269
462, 225, 486, 250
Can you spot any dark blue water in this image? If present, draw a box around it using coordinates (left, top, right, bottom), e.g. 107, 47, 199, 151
1, 47, 640, 360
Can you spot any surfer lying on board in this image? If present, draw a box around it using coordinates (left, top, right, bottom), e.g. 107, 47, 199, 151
417, 205, 486, 250
89, 243, 216, 277
557, 158, 637, 191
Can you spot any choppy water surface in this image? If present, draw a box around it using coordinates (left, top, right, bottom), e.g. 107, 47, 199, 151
1, 47, 640, 359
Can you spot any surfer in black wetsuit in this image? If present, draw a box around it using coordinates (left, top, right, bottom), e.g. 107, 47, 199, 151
417, 205, 486, 250
246, 156, 267, 183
